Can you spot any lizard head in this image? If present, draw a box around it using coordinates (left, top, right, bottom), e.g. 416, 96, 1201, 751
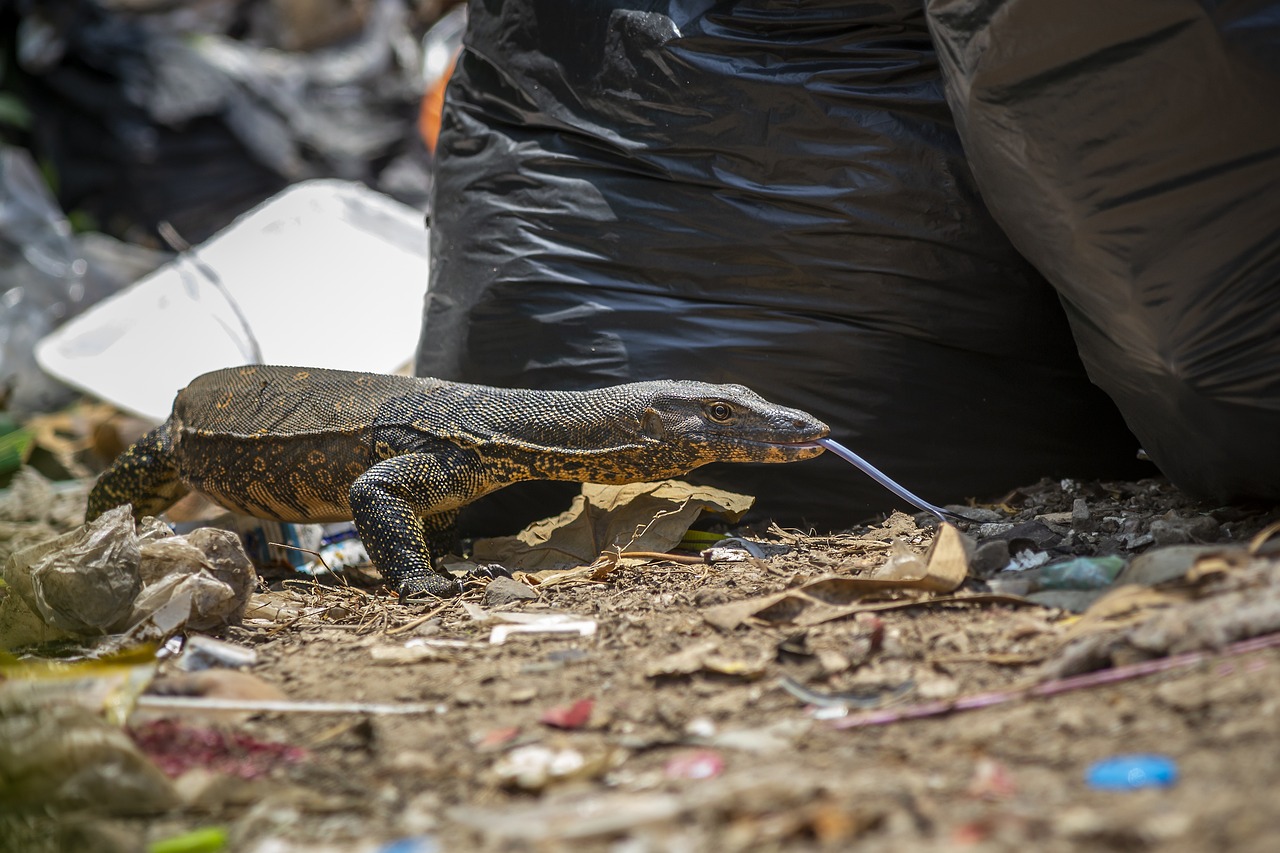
635, 381, 829, 465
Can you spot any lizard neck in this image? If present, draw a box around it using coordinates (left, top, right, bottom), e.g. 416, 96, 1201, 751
437, 384, 701, 483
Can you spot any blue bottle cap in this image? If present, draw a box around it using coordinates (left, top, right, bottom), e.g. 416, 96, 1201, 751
1086, 754, 1179, 790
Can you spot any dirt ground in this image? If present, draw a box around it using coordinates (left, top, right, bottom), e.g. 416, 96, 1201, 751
5, 473, 1280, 852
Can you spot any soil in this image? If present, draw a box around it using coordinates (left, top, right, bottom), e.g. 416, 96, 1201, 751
5, 475, 1280, 852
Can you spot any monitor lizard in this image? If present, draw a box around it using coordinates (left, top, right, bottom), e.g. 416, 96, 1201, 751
86, 365, 829, 598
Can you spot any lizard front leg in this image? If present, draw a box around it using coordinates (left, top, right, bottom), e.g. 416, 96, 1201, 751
348, 447, 487, 599
87, 422, 190, 522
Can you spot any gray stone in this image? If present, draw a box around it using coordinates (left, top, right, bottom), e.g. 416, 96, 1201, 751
484, 575, 538, 607
971, 539, 1011, 576
1071, 498, 1093, 531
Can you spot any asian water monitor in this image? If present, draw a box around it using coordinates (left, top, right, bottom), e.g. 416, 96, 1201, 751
87, 365, 830, 597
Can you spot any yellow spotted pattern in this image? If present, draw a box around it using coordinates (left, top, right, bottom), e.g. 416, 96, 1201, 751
87, 365, 828, 596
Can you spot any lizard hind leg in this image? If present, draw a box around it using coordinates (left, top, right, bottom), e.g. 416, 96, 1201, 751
86, 423, 190, 522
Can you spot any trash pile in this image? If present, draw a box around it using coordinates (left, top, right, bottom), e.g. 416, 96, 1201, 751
0, 1, 1277, 849
1, 0, 457, 421
5, 0, 439, 243
3, 457, 1279, 848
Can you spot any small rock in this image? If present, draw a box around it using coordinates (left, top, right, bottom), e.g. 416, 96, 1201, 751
1118, 545, 1218, 586
971, 539, 1011, 576
1151, 512, 1221, 545
1156, 679, 1211, 713
1025, 589, 1108, 613
1186, 515, 1222, 540
1117, 516, 1155, 550
984, 520, 1063, 552
947, 506, 1004, 523
1071, 498, 1093, 531
986, 575, 1032, 597
483, 576, 538, 607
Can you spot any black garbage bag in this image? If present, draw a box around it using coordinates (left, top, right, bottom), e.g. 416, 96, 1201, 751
419, 0, 1147, 533
926, 0, 1280, 504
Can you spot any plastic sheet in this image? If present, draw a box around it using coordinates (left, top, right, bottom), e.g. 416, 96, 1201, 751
927, 0, 1280, 503
0, 146, 168, 417
417, 0, 1145, 532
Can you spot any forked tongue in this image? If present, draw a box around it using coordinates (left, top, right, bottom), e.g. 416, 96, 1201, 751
814, 437, 974, 524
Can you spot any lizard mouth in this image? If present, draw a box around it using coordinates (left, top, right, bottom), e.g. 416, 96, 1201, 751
729, 433, 830, 458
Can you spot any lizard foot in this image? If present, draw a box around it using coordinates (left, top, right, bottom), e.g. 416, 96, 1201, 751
464, 563, 515, 581
397, 572, 463, 601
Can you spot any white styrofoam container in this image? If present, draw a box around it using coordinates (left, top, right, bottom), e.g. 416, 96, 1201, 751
36, 180, 430, 421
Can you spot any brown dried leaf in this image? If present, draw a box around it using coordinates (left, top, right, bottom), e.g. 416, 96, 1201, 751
472, 480, 754, 572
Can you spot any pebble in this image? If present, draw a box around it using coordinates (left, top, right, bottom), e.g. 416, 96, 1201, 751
1071, 498, 1093, 531
483, 576, 538, 607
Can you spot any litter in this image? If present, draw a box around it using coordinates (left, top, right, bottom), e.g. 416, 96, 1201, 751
663, 749, 724, 780
134, 696, 442, 716
472, 480, 754, 573
491, 744, 617, 792
2, 505, 256, 650
1085, 755, 1179, 791
147, 827, 229, 853
35, 181, 430, 421
829, 632, 1280, 730
0, 702, 180, 814
490, 620, 597, 646
1034, 556, 1127, 591
130, 718, 306, 780
174, 635, 258, 671
538, 698, 594, 730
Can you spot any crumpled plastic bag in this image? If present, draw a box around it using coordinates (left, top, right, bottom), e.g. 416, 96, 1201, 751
0, 702, 180, 815
2, 505, 151, 634
1, 505, 257, 650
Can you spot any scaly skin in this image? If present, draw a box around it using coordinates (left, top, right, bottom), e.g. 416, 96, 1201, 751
87, 365, 829, 597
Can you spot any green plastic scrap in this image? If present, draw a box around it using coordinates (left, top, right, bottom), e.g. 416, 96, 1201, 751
0, 426, 34, 476
148, 827, 229, 853
1037, 555, 1128, 590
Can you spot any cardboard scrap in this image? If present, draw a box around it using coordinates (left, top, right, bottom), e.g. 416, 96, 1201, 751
703, 524, 974, 630
472, 480, 754, 572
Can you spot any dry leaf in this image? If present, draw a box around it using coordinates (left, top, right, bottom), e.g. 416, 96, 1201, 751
472, 480, 754, 572
702, 524, 974, 630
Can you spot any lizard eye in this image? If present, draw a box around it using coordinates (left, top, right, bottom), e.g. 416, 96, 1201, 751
707, 402, 734, 423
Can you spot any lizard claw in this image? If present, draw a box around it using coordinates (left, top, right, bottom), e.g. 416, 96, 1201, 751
397, 572, 463, 601
464, 563, 515, 580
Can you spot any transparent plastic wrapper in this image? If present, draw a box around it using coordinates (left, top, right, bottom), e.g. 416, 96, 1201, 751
1, 506, 257, 650
0, 703, 180, 814
927, 0, 1280, 503
0, 146, 167, 416
418, 0, 1145, 533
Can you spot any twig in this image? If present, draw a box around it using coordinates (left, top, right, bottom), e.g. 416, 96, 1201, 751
385, 600, 454, 636
136, 696, 440, 715
619, 550, 706, 565
270, 542, 334, 576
